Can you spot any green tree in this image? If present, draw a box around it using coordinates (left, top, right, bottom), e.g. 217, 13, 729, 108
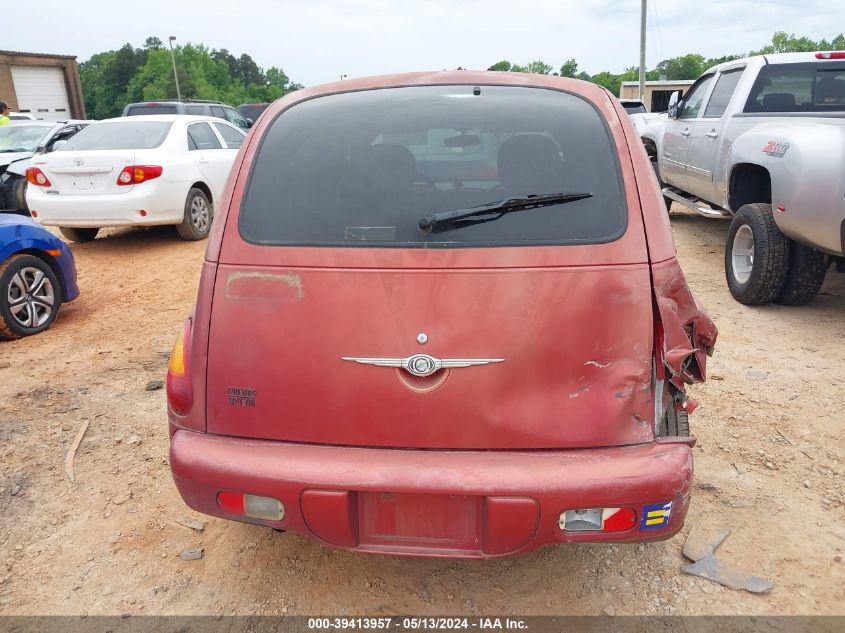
753, 31, 819, 54
589, 71, 621, 96
527, 60, 553, 75
656, 54, 706, 80
559, 58, 579, 78
487, 61, 512, 71
80, 40, 301, 117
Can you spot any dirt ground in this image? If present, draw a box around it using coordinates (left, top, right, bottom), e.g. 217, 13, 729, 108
1, 208, 843, 617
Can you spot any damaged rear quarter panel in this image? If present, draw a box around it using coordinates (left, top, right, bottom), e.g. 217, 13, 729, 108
651, 258, 718, 388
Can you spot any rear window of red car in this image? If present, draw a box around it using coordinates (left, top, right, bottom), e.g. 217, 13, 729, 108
239, 85, 627, 247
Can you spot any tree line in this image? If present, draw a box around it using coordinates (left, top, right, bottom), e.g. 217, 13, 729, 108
487, 31, 845, 97
80, 31, 844, 120
80, 37, 301, 120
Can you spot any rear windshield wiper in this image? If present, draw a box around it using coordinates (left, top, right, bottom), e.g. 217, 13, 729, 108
417, 192, 593, 235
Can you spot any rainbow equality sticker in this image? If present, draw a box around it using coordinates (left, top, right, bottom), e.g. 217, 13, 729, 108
641, 502, 672, 530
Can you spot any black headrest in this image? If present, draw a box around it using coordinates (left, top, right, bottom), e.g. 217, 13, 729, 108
497, 134, 563, 193
761, 92, 796, 111
816, 77, 845, 102
358, 143, 416, 187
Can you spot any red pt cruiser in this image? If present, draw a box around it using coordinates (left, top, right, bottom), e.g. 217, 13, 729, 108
167, 72, 717, 558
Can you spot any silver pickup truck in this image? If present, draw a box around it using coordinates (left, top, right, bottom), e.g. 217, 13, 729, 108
641, 52, 845, 305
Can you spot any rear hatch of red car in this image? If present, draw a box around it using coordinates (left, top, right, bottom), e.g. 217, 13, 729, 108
205, 84, 655, 450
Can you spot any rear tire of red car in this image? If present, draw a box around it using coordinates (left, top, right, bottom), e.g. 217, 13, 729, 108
0, 254, 61, 340
177, 188, 213, 241
60, 227, 99, 243
774, 241, 828, 305
665, 407, 690, 437
725, 203, 789, 305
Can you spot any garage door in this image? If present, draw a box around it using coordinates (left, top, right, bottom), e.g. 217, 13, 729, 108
10, 66, 71, 121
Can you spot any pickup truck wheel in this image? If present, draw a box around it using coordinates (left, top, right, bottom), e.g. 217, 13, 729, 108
60, 227, 99, 242
774, 242, 828, 305
725, 203, 789, 305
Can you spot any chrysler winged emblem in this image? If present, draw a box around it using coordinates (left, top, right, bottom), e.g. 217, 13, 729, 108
342, 354, 503, 378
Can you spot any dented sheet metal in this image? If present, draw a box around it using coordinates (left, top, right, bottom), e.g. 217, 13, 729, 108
651, 259, 718, 388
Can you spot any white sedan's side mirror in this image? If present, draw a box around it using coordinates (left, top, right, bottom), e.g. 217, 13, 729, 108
51, 140, 68, 152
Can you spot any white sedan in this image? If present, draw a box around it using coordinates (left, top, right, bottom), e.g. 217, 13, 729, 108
25, 115, 246, 241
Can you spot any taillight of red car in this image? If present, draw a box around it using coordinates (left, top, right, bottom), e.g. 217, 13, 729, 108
26, 167, 51, 187
166, 318, 193, 417
117, 165, 163, 186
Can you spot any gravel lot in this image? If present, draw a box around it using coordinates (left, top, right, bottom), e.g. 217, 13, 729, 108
1, 208, 843, 616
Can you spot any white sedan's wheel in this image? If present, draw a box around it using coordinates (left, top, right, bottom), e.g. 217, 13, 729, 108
177, 188, 213, 241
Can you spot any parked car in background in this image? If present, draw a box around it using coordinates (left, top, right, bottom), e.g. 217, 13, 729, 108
26, 115, 246, 242
237, 103, 270, 123
0, 214, 78, 340
640, 51, 845, 305
9, 112, 36, 121
0, 120, 93, 216
122, 100, 252, 129
620, 99, 667, 136
620, 98, 647, 115
167, 71, 717, 558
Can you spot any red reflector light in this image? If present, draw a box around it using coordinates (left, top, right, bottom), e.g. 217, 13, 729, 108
217, 492, 285, 521
117, 165, 163, 186
601, 507, 637, 532
776, 205, 786, 213
217, 491, 245, 515
816, 51, 845, 59
26, 167, 51, 187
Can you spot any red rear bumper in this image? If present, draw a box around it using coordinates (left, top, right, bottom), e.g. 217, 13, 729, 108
170, 430, 693, 558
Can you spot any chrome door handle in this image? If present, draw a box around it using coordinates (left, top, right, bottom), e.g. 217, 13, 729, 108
680, 129, 691, 137
198, 158, 209, 164
706, 131, 719, 139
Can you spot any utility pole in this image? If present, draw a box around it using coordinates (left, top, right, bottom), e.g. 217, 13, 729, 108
168, 36, 182, 101
639, 0, 647, 103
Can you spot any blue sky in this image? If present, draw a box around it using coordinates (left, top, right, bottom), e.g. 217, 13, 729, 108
6, 0, 845, 85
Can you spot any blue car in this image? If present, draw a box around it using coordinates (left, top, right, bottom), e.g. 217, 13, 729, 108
0, 215, 78, 339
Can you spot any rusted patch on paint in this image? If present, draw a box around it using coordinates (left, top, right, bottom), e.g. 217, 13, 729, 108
225, 271, 304, 302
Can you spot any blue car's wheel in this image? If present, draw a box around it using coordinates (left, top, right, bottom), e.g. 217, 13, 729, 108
0, 254, 61, 340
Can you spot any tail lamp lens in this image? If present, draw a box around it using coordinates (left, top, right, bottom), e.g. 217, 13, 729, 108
117, 165, 163, 185
559, 507, 636, 532
26, 167, 51, 187
166, 318, 192, 416
217, 492, 285, 521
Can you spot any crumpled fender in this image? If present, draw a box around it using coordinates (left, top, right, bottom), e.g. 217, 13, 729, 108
651, 258, 717, 388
